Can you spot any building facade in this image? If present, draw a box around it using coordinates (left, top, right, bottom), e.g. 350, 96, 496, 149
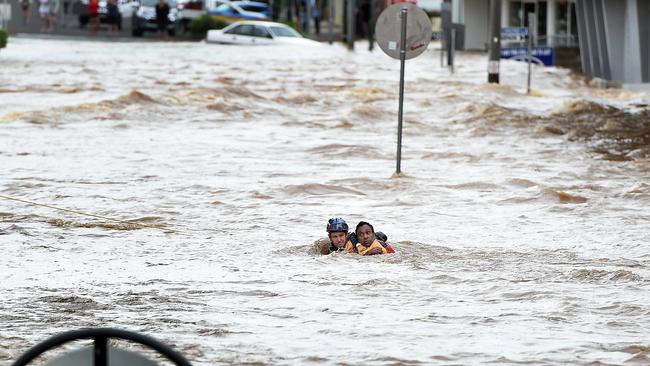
453, 0, 578, 50
575, 0, 649, 84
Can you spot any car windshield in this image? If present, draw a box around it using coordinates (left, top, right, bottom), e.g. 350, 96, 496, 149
269, 25, 301, 38
141, 0, 176, 6
214, 3, 232, 11
239, 4, 265, 12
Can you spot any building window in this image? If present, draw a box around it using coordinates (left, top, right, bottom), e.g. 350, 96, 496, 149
556, 0, 578, 46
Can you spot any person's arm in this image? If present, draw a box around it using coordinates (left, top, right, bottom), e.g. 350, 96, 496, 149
320, 243, 332, 255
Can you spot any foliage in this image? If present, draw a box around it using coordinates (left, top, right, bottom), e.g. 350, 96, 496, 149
278, 20, 303, 36
0, 28, 7, 49
187, 15, 229, 39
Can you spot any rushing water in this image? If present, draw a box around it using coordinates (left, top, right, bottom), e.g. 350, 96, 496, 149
1, 37, 649, 365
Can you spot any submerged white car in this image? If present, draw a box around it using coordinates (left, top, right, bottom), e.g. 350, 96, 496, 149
206, 21, 321, 46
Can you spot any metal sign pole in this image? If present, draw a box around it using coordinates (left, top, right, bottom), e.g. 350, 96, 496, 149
440, 34, 445, 67
396, 7, 407, 174
527, 12, 533, 94
346, 0, 354, 49
450, 28, 455, 74
368, 0, 376, 51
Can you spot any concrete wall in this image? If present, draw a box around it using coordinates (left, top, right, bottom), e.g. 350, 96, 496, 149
462, 0, 488, 50
637, 0, 649, 82
602, 0, 625, 81
577, 0, 649, 83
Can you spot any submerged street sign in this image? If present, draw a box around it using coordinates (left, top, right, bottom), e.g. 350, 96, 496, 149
501, 46, 554, 66
376, 3, 432, 60
375, 3, 432, 174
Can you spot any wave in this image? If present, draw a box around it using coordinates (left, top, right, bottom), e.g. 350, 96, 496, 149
539, 100, 650, 160
206, 102, 245, 113
307, 143, 382, 158
452, 97, 650, 161
624, 183, 650, 198
1, 90, 158, 123
350, 103, 385, 119
330, 177, 415, 191
458, 102, 518, 125
446, 182, 502, 191
421, 151, 480, 162
273, 93, 317, 104
37, 294, 109, 311
46, 219, 152, 231
540, 188, 588, 204
570, 269, 641, 283
346, 87, 388, 102
506, 178, 538, 188
283, 183, 366, 196
501, 186, 588, 204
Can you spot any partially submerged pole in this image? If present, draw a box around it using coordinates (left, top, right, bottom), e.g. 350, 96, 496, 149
368, 0, 376, 51
449, 27, 455, 74
346, 0, 354, 49
527, 12, 534, 94
487, 0, 501, 83
328, 0, 333, 44
395, 7, 407, 174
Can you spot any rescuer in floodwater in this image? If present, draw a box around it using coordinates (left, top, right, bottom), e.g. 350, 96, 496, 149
321, 217, 350, 254
320, 218, 394, 255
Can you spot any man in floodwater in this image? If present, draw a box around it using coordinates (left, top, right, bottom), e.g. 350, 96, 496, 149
320, 217, 350, 254
345, 221, 395, 255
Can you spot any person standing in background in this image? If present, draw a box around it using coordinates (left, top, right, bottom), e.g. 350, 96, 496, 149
312, 0, 320, 35
106, 0, 120, 33
88, 0, 99, 34
298, 0, 307, 32
38, 0, 50, 31
21, 0, 33, 25
47, 0, 59, 31
61, 0, 70, 27
155, 0, 170, 40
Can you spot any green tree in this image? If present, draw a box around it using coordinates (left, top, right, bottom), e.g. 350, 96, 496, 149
0, 28, 8, 50
187, 15, 229, 39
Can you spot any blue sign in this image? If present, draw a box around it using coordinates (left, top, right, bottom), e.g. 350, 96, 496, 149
501, 27, 528, 37
500, 47, 554, 66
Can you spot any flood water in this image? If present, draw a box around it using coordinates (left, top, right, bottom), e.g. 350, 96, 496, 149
1, 38, 649, 365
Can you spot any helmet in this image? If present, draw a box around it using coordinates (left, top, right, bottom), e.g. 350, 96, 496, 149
327, 217, 349, 233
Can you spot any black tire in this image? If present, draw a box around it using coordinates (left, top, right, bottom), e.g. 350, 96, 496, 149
132, 28, 143, 36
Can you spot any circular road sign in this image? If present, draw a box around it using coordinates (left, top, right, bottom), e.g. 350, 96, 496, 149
375, 3, 433, 60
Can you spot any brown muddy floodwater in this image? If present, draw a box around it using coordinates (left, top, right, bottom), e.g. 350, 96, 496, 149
1, 38, 650, 365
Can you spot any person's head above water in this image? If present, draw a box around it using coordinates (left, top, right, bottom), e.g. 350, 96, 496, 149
355, 221, 375, 246
327, 217, 349, 248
